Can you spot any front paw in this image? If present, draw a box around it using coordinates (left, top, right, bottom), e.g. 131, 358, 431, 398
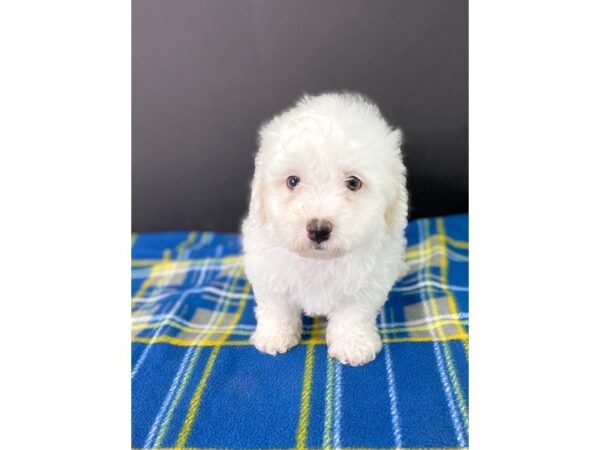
327, 327, 382, 366
251, 326, 301, 356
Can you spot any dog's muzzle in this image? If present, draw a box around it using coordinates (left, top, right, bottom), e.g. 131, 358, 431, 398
306, 218, 333, 244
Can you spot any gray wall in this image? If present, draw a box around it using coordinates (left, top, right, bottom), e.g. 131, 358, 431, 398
133, 0, 468, 232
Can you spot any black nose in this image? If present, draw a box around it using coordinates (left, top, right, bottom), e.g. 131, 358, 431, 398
306, 219, 333, 243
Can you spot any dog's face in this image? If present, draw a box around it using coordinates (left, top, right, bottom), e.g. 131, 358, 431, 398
251, 117, 405, 260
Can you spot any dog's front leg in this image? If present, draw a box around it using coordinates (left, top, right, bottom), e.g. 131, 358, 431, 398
326, 301, 383, 366
250, 296, 302, 355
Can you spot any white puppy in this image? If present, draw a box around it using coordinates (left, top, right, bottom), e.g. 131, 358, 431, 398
242, 92, 409, 366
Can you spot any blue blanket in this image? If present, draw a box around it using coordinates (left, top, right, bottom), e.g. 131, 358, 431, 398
132, 214, 469, 449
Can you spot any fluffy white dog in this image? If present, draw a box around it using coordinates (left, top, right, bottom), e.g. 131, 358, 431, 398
242, 92, 409, 366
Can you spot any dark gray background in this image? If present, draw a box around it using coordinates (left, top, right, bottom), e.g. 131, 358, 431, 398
133, 0, 468, 232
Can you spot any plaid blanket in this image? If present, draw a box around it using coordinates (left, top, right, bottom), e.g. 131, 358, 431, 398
132, 214, 469, 449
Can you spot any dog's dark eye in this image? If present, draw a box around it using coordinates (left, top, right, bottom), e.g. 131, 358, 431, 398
287, 175, 300, 189
345, 176, 362, 191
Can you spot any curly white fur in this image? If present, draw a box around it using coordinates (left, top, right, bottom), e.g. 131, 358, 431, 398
242, 92, 409, 366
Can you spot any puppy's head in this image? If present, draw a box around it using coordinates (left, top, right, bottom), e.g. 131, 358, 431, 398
248, 93, 407, 259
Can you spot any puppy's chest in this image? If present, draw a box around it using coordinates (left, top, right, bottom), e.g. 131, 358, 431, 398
292, 278, 338, 316
282, 258, 369, 316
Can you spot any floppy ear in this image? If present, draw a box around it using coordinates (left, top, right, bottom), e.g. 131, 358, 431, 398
385, 176, 408, 232
248, 164, 267, 225
384, 130, 409, 234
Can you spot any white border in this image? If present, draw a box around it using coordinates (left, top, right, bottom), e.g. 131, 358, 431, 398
471, 1, 600, 448
1, 1, 130, 448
